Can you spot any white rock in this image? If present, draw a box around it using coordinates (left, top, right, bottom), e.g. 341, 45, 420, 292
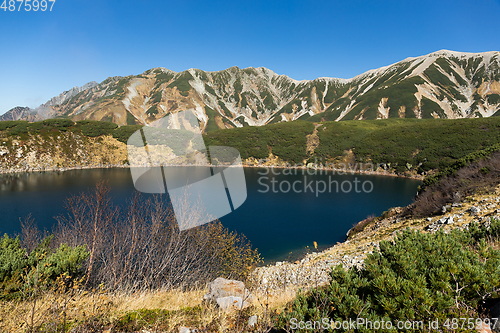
248, 315, 258, 327
204, 277, 253, 302
178, 326, 190, 333
216, 296, 251, 311
469, 206, 481, 215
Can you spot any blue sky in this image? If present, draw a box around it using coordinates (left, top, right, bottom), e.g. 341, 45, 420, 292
0, 0, 499, 114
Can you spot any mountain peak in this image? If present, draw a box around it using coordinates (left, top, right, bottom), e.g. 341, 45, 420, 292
2, 50, 499, 127
143, 67, 177, 75
431, 49, 499, 58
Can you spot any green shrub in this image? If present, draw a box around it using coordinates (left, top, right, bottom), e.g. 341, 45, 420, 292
488, 94, 500, 105
75, 120, 118, 137
276, 221, 500, 332
0, 234, 89, 299
479, 166, 491, 175
411, 150, 500, 216
167, 72, 193, 92
126, 111, 137, 125
27, 122, 44, 131
42, 119, 74, 129
312, 117, 500, 175
0, 121, 24, 131
115, 307, 203, 331
421, 143, 500, 189
4, 121, 30, 136
204, 106, 220, 132
204, 121, 314, 163
112, 125, 144, 143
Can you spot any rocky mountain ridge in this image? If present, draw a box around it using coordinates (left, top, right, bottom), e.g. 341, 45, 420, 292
2, 50, 499, 131
0, 106, 37, 121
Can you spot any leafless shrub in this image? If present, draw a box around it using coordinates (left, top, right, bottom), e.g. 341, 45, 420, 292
20, 214, 42, 254
411, 152, 500, 217
52, 181, 260, 292
348, 214, 376, 237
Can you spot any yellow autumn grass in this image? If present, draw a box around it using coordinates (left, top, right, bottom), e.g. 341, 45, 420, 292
0, 284, 298, 332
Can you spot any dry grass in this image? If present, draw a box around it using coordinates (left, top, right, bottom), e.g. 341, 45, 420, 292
0, 289, 203, 332
0, 288, 113, 333
0, 283, 298, 333
114, 288, 205, 313
348, 214, 376, 237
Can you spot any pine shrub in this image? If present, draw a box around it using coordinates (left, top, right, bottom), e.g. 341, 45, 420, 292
276, 220, 500, 332
0, 234, 89, 299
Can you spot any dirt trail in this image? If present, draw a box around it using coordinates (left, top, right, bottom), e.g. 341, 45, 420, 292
305, 123, 321, 155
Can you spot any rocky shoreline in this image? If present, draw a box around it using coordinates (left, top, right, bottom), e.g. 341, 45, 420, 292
0, 156, 423, 181
0, 163, 130, 175
0, 132, 129, 175
0, 132, 425, 181
250, 186, 500, 293
242, 155, 424, 180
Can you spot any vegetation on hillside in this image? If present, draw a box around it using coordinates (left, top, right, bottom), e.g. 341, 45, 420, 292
0, 234, 89, 300
313, 117, 500, 174
276, 220, 500, 332
206, 117, 500, 175
348, 140, 500, 236
410, 148, 500, 217
0, 119, 142, 144
204, 121, 315, 164
2, 117, 500, 176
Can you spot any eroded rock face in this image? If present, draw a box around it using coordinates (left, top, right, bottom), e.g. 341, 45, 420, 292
0, 132, 128, 174
203, 277, 254, 311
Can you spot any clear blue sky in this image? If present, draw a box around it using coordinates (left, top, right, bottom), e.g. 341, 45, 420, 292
1, 0, 499, 114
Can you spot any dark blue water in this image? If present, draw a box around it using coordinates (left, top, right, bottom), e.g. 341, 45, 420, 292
0, 167, 421, 263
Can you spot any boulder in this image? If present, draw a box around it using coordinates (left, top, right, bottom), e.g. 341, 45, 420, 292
469, 206, 481, 216
248, 315, 258, 327
178, 326, 191, 333
204, 277, 254, 311
204, 277, 253, 302
216, 296, 252, 311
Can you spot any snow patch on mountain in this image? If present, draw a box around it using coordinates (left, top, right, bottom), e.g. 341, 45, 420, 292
410, 56, 436, 77
336, 100, 357, 121
377, 98, 390, 119
122, 79, 142, 112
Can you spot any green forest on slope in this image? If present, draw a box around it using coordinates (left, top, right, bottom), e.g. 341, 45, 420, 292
2, 117, 500, 176
205, 117, 500, 175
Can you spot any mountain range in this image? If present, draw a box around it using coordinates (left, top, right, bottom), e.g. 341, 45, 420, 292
2, 50, 499, 131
